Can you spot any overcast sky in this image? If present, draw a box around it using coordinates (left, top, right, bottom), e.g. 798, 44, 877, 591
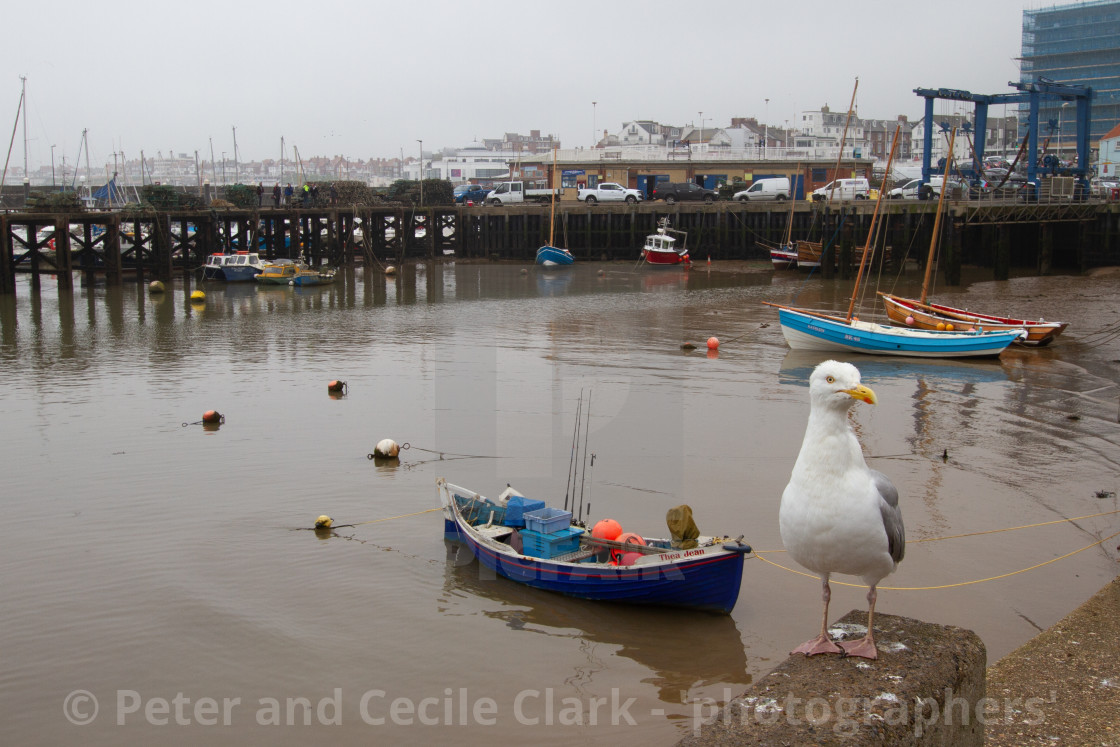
3, 0, 1049, 171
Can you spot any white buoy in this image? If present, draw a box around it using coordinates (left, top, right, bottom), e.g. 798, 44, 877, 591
373, 438, 400, 458
148, 280, 165, 294
384, 265, 397, 275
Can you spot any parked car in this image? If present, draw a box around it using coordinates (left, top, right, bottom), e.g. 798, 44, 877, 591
1090, 177, 1119, 197
888, 176, 968, 200
650, 182, 719, 204
453, 184, 490, 204
576, 182, 644, 204
733, 177, 790, 201
811, 178, 870, 201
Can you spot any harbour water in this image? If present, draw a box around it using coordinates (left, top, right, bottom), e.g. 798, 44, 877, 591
1, 261, 1118, 745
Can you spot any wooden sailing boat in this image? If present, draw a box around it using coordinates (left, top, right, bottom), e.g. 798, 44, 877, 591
877, 136, 1067, 345
766, 126, 1025, 358
535, 146, 574, 266
755, 164, 800, 269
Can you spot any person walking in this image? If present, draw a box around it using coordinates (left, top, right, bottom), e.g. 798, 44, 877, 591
256, 182, 264, 207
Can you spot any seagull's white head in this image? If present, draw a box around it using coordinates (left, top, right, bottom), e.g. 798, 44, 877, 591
809, 360, 878, 411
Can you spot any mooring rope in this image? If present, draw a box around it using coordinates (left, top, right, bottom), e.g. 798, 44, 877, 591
751, 529, 1120, 591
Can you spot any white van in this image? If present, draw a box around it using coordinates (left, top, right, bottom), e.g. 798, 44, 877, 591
733, 177, 791, 201
811, 178, 870, 201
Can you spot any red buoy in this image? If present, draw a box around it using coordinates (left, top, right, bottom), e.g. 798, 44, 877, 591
327, 380, 347, 393
202, 410, 222, 424
707, 336, 719, 349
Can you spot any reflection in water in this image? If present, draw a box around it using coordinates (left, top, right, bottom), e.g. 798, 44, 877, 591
440, 550, 751, 705
2, 264, 1119, 746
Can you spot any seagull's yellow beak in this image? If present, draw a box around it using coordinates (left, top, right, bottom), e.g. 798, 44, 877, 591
843, 384, 878, 405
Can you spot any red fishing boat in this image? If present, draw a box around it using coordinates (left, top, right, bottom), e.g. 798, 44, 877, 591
640, 219, 690, 266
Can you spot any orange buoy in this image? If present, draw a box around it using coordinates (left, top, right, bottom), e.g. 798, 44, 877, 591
936, 322, 946, 331
619, 552, 643, 566
591, 519, 622, 541
706, 336, 719, 349
202, 410, 223, 424
327, 380, 347, 393
945, 323, 955, 331
612, 532, 646, 563
617, 532, 646, 548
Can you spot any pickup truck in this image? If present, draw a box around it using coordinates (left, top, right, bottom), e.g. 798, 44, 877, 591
485, 181, 560, 205
576, 182, 643, 204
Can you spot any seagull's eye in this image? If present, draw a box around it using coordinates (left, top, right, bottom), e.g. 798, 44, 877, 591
826, 376, 835, 383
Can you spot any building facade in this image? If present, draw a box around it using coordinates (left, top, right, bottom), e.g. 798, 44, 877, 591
1021, 0, 1120, 146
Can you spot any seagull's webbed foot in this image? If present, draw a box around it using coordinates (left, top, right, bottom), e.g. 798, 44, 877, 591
839, 635, 879, 660
792, 634, 843, 656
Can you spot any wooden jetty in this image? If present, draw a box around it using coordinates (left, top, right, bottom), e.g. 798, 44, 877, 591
3, 200, 1119, 295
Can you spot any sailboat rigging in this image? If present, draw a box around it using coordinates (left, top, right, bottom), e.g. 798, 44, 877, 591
535, 145, 574, 266
877, 127, 1068, 346
765, 125, 1025, 358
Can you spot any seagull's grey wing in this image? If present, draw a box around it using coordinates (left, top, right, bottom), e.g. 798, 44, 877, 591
871, 469, 905, 563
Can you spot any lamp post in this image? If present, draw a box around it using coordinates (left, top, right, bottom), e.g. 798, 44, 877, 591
50, 145, 56, 188
698, 111, 703, 150
417, 139, 423, 207
592, 101, 597, 147
221, 152, 226, 185
1059, 101, 1072, 161
764, 98, 770, 159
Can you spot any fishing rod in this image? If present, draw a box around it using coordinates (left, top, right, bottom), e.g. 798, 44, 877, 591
563, 390, 583, 512
577, 390, 593, 523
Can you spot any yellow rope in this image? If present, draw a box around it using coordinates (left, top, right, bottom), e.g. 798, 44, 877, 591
346, 507, 442, 527
752, 528, 1120, 591
753, 508, 1120, 553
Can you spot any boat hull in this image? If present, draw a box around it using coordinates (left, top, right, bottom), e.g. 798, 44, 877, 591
770, 246, 798, 270
439, 482, 745, 614
777, 307, 1022, 358
536, 246, 574, 266
642, 249, 690, 266
879, 294, 1066, 346
290, 271, 335, 286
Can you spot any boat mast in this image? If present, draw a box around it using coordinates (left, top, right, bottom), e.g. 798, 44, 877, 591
0, 78, 27, 196
21, 76, 28, 183
920, 127, 956, 304
782, 161, 801, 247
548, 146, 557, 247
826, 77, 859, 210
846, 125, 900, 322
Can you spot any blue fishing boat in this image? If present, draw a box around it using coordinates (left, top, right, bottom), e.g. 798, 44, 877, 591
437, 479, 750, 614
773, 306, 1024, 358
535, 245, 574, 266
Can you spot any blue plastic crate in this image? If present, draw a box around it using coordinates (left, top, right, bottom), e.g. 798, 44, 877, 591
503, 495, 546, 527
523, 507, 573, 534
520, 526, 584, 559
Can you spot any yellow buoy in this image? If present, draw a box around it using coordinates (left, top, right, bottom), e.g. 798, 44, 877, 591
190, 290, 206, 302
315, 515, 333, 529
148, 280, 165, 294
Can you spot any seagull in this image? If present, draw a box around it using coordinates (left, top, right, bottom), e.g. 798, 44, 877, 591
779, 360, 905, 660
